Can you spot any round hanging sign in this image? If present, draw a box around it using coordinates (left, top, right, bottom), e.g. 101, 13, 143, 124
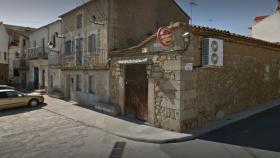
157, 27, 173, 46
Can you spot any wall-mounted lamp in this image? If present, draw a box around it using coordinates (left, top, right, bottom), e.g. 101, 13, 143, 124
91, 15, 105, 25
55, 32, 65, 38
48, 32, 65, 49
48, 41, 55, 49
182, 32, 191, 43
182, 32, 192, 51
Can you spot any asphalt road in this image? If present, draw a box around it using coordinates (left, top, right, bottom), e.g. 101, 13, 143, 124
159, 106, 280, 158
0, 102, 280, 158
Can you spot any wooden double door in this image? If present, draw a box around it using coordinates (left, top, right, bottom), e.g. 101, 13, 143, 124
125, 64, 148, 121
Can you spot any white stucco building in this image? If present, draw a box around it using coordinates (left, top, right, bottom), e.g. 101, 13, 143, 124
0, 22, 9, 64
252, 0, 280, 43
47, 20, 62, 94
0, 22, 9, 84
4, 24, 33, 87
28, 20, 62, 90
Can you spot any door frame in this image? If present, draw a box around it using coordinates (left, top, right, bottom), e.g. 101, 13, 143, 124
65, 74, 71, 100
42, 69, 45, 89
117, 61, 156, 125
124, 64, 148, 121
34, 67, 39, 89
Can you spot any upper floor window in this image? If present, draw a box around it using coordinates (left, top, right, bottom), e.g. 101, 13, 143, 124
88, 75, 96, 94
52, 34, 56, 48
76, 14, 83, 29
4, 52, 7, 61
76, 74, 81, 91
33, 41, 36, 47
65, 40, 72, 55
41, 38, 45, 53
88, 34, 97, 54
14, 69, 19, 77
22, 39, 26, 47
15, 52, 19, 58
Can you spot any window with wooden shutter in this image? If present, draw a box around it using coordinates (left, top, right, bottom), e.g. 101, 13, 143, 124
88, 34, 96, 54
76, 14, 82, 29
88, 75, 96, 94
65, 41, 72, 55
52, 34, 56, 48
76, 75, 81, 91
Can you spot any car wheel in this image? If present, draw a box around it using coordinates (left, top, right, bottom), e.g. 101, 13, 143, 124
29, 99, 39, 107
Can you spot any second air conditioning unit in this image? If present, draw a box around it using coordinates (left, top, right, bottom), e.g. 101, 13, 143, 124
202, 38, 224, 67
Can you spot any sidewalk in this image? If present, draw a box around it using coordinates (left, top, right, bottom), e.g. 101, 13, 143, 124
43, 96, 280, 144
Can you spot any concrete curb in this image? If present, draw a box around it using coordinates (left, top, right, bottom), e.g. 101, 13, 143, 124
183, 99, 280, 142
43, 96, 280, 144
102, 98, 280, 143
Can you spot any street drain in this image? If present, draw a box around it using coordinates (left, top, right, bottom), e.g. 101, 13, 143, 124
109, 141, 126, 158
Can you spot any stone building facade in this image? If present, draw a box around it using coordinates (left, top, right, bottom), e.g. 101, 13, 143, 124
4, 24, 33, 87
60, 0, 189, 107
110, 22, 280, 132
0, 22, 9, 84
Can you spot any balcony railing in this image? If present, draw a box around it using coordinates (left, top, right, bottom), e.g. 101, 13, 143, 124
49, 53, 62, 66
62, 49, 108, 69
85, 49, 108, 66
13, 57, 29, 70
28, 47, 49, 59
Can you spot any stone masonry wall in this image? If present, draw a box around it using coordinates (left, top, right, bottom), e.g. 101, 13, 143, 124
109, 0, 188, 50
181, 33, 280, 131
110, 53, 184, 131
152, 54, 182, 131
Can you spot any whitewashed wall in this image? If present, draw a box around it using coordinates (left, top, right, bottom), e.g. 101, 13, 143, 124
252, 11, 280, 43
0, 23, 9, 64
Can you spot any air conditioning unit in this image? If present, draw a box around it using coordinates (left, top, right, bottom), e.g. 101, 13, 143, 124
202, 38, 224, 66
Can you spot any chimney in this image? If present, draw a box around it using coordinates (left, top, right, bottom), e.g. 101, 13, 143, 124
277, 0, 280, 11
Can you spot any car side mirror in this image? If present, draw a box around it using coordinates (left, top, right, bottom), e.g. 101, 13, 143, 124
18, 94, 24, 97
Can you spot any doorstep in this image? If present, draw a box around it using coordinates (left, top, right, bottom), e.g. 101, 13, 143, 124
93, 102, 121, 116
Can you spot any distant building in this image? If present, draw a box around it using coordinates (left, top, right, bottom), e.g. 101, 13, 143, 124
251, 0, 280, 42
0, 22, 9, 84
47, 20, 62, 95
28, 20, 61, 90
4, 24, 34, 87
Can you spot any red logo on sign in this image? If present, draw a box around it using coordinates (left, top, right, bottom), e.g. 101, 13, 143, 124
157, 27, 173, 46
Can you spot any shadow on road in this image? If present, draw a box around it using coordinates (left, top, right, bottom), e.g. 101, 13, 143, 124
0, 103, 47, 117
198, 106, 280, 152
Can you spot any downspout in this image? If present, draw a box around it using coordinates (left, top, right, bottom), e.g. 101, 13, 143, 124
107, 0, 111, 69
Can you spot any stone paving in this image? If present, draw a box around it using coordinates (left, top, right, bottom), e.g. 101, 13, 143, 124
1, 98, 280, 158
0, 107, 89, 158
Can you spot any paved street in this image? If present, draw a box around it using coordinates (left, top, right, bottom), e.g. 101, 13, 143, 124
0, 98, 280, 158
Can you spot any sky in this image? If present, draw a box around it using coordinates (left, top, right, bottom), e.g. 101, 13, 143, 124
0, 0, 277, 36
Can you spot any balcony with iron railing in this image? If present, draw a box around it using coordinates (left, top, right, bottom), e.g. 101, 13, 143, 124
85, 49, 108, 66
13, 57, 29, 70
49, 53, 62, 67
62, 49, 108, 69
28, 47, 49, 60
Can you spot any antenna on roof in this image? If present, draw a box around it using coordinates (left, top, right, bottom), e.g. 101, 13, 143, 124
209, 19, 213, 28
189, 0, 198, 27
